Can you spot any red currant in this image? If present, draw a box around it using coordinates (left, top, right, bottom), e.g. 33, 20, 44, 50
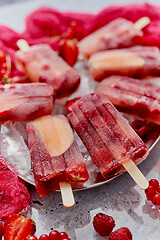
59, 232, 68, 239
149, 179, 159, 190
39, 234, 50, 240
145, 186, 156, 200
26, 236, 38, 240
152, 194, 160, 206
49, 230, 60, 240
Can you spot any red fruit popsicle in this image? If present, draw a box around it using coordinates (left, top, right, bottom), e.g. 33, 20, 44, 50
79, 18, 144, 58
89, 46, 160, 81
26, 115, 89, 198
15, 44, 80, 98
67, 93, 149, 180
97, 75, 160, 125
0, 83, 54, 123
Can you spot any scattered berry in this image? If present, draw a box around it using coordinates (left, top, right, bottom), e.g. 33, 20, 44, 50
4, 214, 36, 240
152, 194, 160, 206
93, 213, 115, 237
59, 232, 68, 239
145, 179, 160, 205
49, 230, 60, 240
59, 39, 78, 66
39, 234, 50, 240
145, 186, 156, 200
26, 236, 38, 240
149, 179, 159, 190
109, 227, 132, 240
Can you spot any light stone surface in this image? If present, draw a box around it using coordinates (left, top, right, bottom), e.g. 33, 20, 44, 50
1, 0, 160, 239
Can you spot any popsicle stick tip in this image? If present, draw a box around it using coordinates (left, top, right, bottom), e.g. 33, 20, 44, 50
134, 17, 150, 30
17, 39, 30, 51
122, 160, 149, 190
59, 182, 75, 208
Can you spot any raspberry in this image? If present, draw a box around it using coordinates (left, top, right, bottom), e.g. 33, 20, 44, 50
109, 227, 132, 240
93, 213, 115, 237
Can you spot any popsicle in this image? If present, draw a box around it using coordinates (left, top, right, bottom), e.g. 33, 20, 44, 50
67, 93, 149, 189
27, 115, 89, 206
89, 46, 160, 81
79, 17, 150, 58
0, 83, 54, 123
97, 76, 160, 125
15, 41, 80, 98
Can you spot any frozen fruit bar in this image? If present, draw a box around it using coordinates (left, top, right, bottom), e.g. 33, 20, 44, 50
89, 46, 160, 81
79, 18, 143, 58
15, 44, 80, 98
27, 115, 89, 197
97, 75, 160, 125
67, 93, 149, 179
0, 83, 54, 122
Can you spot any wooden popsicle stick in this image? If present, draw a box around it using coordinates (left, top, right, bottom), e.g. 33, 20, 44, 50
17, 39, 75, 208
134, 17, 150, 30
122, 159, 149, 190
60, 182, 75, 208
17, 39, 30, 51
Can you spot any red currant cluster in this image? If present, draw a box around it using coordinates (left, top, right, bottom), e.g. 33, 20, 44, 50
27, 230, 71, 240
145, 179, 160, 205
93, 213, 132, 240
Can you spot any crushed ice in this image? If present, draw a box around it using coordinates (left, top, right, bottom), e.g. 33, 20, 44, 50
0, 122, 31, 177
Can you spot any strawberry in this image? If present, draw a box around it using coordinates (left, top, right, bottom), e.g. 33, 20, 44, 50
4, 214, 36, 240
59, 39, 78, 66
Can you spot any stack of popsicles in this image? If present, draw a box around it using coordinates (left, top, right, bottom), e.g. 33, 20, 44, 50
0, 15, 157, 203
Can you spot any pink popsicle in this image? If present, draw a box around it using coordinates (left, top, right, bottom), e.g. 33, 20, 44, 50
0, 83, 54, 122
89, 46, 160, 81
79, 18, 143, 58
67, 93, 149, 180
97, 75, 160, 125
27, 115, 89, 197
15, 44, 80, 98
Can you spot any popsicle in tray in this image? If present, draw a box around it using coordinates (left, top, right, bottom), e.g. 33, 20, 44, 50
67, 93, 149, 180
15, 44, 80, 98
0, 83, 54, 122
79, 18, 144, 58
97, 75, 160, 125
89, 46, 160, 81
26, 115, 89, 198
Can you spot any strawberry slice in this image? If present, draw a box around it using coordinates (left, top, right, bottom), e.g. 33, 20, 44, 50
4, 214, 36, 240
59, 39, 78, 66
